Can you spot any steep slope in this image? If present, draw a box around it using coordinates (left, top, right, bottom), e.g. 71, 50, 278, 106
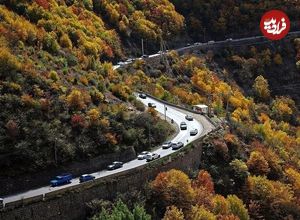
171, 0, 300, 40
0, 0, 180, 177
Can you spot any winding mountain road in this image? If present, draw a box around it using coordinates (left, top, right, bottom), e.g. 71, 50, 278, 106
2, 95, 206, 205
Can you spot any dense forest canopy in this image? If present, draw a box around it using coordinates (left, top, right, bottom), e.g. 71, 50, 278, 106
171, 0, 300, 40
0, 0, 299, 219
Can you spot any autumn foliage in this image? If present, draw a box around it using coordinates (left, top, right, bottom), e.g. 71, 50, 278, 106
150, 169, 249, 220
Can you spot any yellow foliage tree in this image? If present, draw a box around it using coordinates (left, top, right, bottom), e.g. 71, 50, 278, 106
66, 89, 86, 110
188, 205, 216, 220
285, 168, 300, 202
253, 75, 270, 102
247, 151, 270, 176
163, 206, 185, 220
87, 108, 101, 125
0, 46, 21, 77
59, 33, 72, 49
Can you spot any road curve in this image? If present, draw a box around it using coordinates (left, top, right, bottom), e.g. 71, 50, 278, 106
2, 95, 204, 205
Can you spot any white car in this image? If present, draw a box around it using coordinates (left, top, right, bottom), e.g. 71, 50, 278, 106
146, 153, 160, 162
180, 122, 187, 130
137, 151, 151, 160
162, 141, 172, 149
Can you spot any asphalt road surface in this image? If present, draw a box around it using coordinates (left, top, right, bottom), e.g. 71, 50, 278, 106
2, 95, 203, 205
113, 31, 300, 69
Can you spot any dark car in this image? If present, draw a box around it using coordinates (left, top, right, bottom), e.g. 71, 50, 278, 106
107, 161, 123, 170
180, 122, 187, 130
185, 115, 193, 121
190, 129, 198, 136
162, 141, 172, 149
50, 173, 73, 187
139, 93, 147, 99
146, 153, 160, 162
79, 174, 95, 183
172, 142, 184, 150
148, 103, 156, 108
141, 54, 149, 58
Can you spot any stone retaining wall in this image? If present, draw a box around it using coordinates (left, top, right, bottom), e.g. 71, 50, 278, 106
0, 129, 219, 220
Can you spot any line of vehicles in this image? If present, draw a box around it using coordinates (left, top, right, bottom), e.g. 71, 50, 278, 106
48, 135, 192, 187
141, 93, 198, 136
47, 93, 198, 188
188, 38, 233, 47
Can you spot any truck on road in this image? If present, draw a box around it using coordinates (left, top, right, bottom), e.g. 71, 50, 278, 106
50, 173, 73, 187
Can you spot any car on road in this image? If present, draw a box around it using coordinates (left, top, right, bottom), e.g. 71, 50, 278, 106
226, 38, 233, 42
185, 115, 193, 121
107, 161, 123, 170
194, 42, 201, 46
79, 174, 95, 183
50, 173, 73, 187
186, 43, 191, 46
162, 141, 172, 149
137, 151, 151, 160
117, 61, 125, 65
146, 153, 160, 162
127, 106, 134, 111
148, 103, 156, 108
190, 129, 198, 136
172, 142, 184, 150
180, 122, 187, 130
126, 58, 134, 63
141, 54, 149, 58
208, 40, 215, 44
139, 93, 147, 99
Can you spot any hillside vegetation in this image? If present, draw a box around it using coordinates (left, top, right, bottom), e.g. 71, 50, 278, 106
171, 0, 300, 40
0, 0, 180, 174
0, 1, 299, 219
118, 49, 300, 219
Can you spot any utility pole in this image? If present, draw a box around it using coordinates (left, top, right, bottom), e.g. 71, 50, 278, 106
148, 120, 151, 148
160, 37, 173, 76
141, 38, 144, 56
207, 94, 212, 117
54, 137, 58, 165
225, 91, 232, 121
160, 38, 164, 58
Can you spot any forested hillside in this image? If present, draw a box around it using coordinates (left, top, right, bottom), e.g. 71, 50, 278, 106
0, 0, 181, 174
171, 0, 300, 40
100, 49, 300, 219
0, 1, 299, 219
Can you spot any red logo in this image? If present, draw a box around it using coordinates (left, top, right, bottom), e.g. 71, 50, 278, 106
260, 10, 290, 40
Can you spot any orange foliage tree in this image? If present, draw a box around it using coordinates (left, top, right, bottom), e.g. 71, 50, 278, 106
150, 169, 195, 212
